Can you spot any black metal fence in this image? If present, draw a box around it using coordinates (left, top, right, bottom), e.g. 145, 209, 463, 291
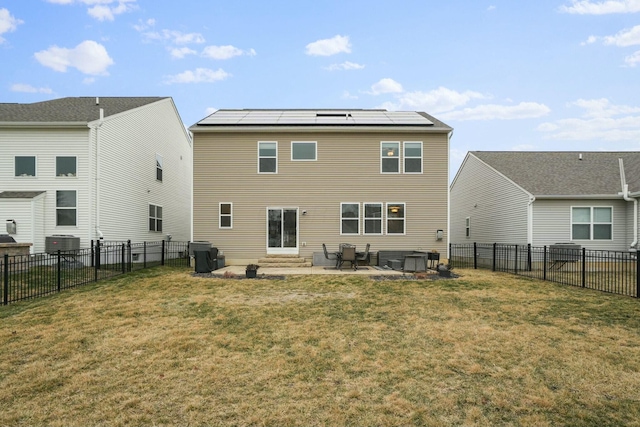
2, 240, 190, 305
450, 243, 640, 298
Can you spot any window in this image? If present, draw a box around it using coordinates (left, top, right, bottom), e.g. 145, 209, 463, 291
15, 156, 36, 177
387, 203, 405, 234
466, 217, 471, 238
404, 142, 422, 173
258, 141, 277, 173
341, 203, 360, 235
572, 207, 612, 240
156, 154, 163, 182
56, 190, 77, 226
364, 203, 383, 235
291, 141, 317, 161
381, 142, 400, 173
149, 204, 163, 232
56, 156, 77, 177
220, 202, 232, 229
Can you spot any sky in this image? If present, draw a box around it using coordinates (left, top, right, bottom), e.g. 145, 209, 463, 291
1, 0, 640, 178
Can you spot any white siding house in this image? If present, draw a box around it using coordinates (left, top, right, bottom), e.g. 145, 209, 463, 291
451, 151, 640, 251
0, 97, 192, 253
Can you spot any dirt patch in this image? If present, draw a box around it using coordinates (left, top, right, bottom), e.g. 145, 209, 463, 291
218, 290, 357, 306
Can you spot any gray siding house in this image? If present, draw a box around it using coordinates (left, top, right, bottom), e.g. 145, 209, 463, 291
0, 97, 192, 253
450, 151, 640, 251
190, 109, 452, 265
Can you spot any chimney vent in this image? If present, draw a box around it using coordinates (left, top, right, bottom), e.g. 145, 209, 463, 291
579, 153, 582, 161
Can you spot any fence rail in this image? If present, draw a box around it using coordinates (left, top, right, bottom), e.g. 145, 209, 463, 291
450, 243, 640, 298
1, 240, 190, 305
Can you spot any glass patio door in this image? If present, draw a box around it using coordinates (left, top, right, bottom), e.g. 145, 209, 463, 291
267, 208, 298, 254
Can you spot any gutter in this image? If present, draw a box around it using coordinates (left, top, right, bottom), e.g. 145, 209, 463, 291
619, 158, 638, 249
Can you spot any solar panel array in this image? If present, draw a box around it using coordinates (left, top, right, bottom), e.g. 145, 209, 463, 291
197, 110, 433, 126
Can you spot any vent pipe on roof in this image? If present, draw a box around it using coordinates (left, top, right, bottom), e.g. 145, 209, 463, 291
579, 153, 582, 160
96, 97, 99, 105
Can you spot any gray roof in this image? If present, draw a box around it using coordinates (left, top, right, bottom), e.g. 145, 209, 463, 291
471, 151, 640, 196
0, 191, 46, 199
192, 109, 451, 131
0, 97, 168, 124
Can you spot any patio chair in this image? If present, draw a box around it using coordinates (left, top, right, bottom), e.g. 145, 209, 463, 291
354, 243, 370, 270
339, 245, 357, 270
322, 243, 341, 269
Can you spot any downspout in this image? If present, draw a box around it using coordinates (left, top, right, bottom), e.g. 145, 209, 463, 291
447, 130, 453, 260
527, 195, 536, 244
619, 158, 637, 249
94, 107, 104, 240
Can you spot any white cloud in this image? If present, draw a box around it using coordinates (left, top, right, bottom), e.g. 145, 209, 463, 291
440, 102, 551, 121
381, 86, 487, 113
559, 0, 640, 14
487, 5, 496, 11
34, 40, 114, 75
83, 77, 95, 84
169, 47, 197, 59
305, 35, 351, 56
341, 90, 358, 100
204, 107, 218, 117
144, 29, 205, 45
368, 78, 403, 95
10, 83, 53, 94
601, 24, 640, 46
46, 0, 137, 21
538, 98, 640, 141
133, 18, 155, 32
325, 61, 365, 71
624, 49, 640, 66
201, 45, 256, 60
0, 8, 23, 43
163, 67, 230, 84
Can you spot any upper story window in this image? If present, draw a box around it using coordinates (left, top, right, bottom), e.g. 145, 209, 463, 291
220, 202, 232, 229
381, 142, 400, 173
15, 156, 36, 177
572, 207, 612, 240
387, 203, 406, 234
56, 190, 77, 226
364, 203, 383, 235
291, 141, 317, 161
156, 154, 163, 182
56, 156, 77, 177
149, 204, 163, 232
466, 217, 471, 238
258, 141, 277, 173
340, 203, 360, 235
404, 142, 423, 173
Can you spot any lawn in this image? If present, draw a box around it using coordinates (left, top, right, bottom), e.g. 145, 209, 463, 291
1, 267, 640, 426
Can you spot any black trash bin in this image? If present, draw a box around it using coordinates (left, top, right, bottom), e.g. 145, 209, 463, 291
194, 250, 215, 273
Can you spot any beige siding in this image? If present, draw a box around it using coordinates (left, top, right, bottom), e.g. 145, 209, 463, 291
450, 154, 530, 244
532, 199, 629, 250
193, 130, 449, 263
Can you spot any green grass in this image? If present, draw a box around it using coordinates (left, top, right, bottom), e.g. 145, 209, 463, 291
1, 267, 639, 426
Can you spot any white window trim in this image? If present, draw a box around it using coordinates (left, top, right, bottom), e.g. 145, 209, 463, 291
386, 202, 406, 235
56, 156, 77, 177
15, 155, 37, 177
380, 141, 401, 174
571, 206, 613, 241
363, 202, 384, 235
403, 141, 423, 174
258, 141, 278, 174
156, 153, 163, 182
291, 141, 317, 161
340, 202, 360, 235
149, 203, 163, 232
56, 190, 77, 227
219, 202, 233, 229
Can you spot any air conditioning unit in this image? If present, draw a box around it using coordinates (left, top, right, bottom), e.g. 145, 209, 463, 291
45, 235, 80, 254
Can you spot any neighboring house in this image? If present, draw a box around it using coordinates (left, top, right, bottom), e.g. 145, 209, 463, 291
189, 109, 452, 265
0, 97, 192, 253
450, 151, 640, 251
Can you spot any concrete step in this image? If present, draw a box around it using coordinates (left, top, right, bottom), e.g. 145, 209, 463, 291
257, 256, 311, 268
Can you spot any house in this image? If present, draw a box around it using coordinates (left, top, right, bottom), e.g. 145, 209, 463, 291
450, 151, 640, 251
189, 109, 452, 265
0, 97, 192, 253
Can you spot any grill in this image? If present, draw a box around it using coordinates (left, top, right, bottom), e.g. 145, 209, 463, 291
0, 234, 16, 243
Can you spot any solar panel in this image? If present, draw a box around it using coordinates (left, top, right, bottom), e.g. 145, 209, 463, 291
198, 110, 433, 126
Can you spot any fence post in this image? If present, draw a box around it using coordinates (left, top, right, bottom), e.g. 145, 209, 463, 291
143, 242, 147, 269
127, 240, 132, 272
473, 242, 478, 269
161, 240, 166, 266
186, 241, 191, 267
3, 254, 8, 305
543, 246, 547, 281
527, 243, 532, 272
90, 240, 94, 268
121, 243, 126, 274
94, 241, 100, 282
636, 250, 640, 298
514, 245, 519, 275
492, 243, 496, 272
57, 250, 61, 293
581, 247, 586, 288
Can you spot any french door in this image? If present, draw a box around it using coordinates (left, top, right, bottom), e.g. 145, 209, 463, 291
267, 208, 298, 254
